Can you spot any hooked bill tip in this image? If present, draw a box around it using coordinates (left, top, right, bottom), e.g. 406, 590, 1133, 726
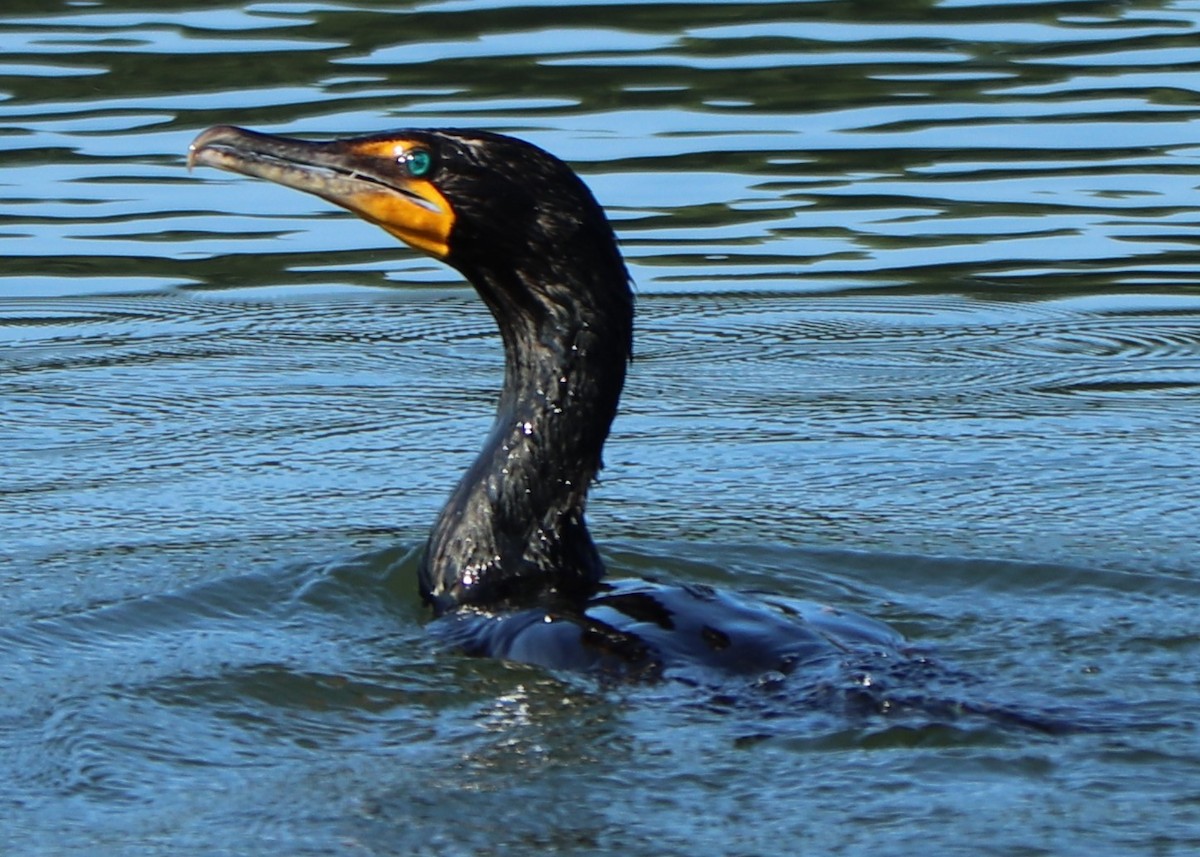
187, 125, 245, 173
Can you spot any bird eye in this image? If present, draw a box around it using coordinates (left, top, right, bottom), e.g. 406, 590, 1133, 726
403, 148, 433, 178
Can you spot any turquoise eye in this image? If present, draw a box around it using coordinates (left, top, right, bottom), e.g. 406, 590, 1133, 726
405, 148, 432, 178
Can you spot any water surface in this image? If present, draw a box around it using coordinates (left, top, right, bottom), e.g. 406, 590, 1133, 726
2, 1, 1200, 854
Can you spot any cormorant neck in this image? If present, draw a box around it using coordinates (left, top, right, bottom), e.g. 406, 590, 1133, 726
419, 247, 633, 614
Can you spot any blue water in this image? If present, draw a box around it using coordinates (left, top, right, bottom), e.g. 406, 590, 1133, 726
3, 1, 1200, 854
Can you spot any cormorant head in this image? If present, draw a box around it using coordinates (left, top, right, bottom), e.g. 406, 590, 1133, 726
188, 126, 631, 334
190, 125, 635, 612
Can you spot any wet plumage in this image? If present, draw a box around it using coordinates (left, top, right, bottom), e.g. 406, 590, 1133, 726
188, 126, 921, 686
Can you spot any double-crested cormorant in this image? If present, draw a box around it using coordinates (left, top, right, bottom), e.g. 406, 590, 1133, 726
188, 126, 903, 681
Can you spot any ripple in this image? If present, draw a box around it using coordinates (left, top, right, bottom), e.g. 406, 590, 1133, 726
614, 289, 1200, 575
632, 290, 1200, 414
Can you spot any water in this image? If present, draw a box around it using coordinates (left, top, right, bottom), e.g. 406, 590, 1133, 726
3, 0, 1200, 853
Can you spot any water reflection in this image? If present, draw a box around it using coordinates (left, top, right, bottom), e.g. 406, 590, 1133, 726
2, 1, 1198, 297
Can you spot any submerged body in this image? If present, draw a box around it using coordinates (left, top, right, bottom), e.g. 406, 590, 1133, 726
188, 125, 913, 684
432, 578, 907, 682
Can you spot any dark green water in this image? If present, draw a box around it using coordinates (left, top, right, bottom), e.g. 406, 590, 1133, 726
3, 0, 1200, 854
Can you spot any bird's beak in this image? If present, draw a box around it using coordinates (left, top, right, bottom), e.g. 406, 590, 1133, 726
188, 125, 455, 259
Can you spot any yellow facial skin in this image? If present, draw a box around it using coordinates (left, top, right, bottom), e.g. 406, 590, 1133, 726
188, 126, 455, 259
332, 139, 453, 258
